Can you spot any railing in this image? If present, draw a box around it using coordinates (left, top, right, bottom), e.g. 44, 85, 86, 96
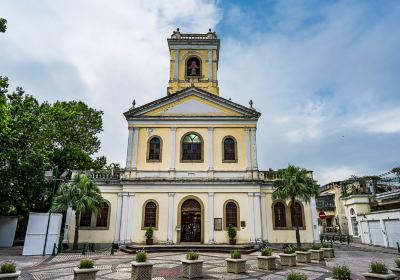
316, 200, 335, 209
258, 170, 283, 181
73, 169, 123, 180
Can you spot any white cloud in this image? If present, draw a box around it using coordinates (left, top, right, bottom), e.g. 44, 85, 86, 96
349, 110, 400, 134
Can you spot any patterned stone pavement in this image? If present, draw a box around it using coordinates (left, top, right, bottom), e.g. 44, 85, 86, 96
0, 245, 398, 279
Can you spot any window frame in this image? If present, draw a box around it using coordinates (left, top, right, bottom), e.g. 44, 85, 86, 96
289, 201, 305, 229
222, 136, 238, 163
180, 132, 204, 163
223, 200, 240, 231
272, 201, 288, 229
79, 200, 111, 230
185, 56, 202, 79
141, 199, 159, 230
146, 136, 163, 162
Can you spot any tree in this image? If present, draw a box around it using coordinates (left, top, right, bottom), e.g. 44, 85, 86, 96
52, 174, 103, 250
272, 164, 319, 247
0, 18, 6, 33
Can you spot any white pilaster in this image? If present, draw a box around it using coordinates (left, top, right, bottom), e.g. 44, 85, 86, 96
125, 127, 134, 169
254, 192, 262, 243
245, 128, 251, 177
131, 127, 139, 172
167, 192, 175, 244
208, 49, 212, 80
248, 192, 255, 243
208, 127, 214, 171
174, 50, 179, 80
310, 196, 320, 242
125, 193, 135, 243
114, 193, 123, 242
250, 128, 258, 171
208, 192, 215, 244
260, 193, 268, 241
169, 128, 176, 177
119, 193, 129, 243
62, 207, 72, 243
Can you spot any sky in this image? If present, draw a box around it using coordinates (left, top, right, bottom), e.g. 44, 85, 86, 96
1, 0, 399, 184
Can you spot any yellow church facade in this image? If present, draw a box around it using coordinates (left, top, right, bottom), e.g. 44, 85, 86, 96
65, 29, 320, 247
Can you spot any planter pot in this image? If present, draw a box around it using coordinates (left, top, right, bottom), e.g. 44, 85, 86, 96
257, 256, 277, 270
322, 248, 334, 258
131, 261, 153, 280
181, 259, 203, 279
309, 249, 324, 261
73, 268, 99, 280
295, 251, 311, 263
145, 239, 153, 245
0, 271, 21, 280
390, 267, 400, 278
226, 258, 247, 274
279, 253, 297, 266
362, 272, 396, 280
229, 239, 237, 245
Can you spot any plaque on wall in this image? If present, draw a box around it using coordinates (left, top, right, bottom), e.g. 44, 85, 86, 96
214, 218, 222, 231
240, 221, 246, 228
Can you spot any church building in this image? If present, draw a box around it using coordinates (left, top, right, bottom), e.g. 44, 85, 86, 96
65, 29, 320, 246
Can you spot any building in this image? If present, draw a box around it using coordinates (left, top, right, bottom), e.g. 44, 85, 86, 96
65, 29, 319, 247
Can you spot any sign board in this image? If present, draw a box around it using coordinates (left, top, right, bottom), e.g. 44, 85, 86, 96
22, 212, 62, 256
214, 218, 222, 231
319, 211, 327, 220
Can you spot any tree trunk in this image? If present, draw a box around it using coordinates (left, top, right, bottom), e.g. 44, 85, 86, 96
292, 197, 301, 248
73, 211, 79, 250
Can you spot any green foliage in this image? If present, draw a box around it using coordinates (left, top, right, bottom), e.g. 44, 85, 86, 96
186, 250, 199, 260
283, 247, 296, 254
52, 174, 103, 250
332, 265, 351, 280
369, 262, 388, 274
287, 272, 308, 280
227, 224, 237, 240
296, 247, 310, 252
260, 247, 272, 256
0, 261, 16, 273
145, 226, 154, 240
322, 243, 331, 248
0, 18, 6, 33
395, 258, 400, 268
230, 250, 242, 259
273, 164, 319, 247
392, 167, 400, 176
311, 244, 321, 250
79, 259, 94, 269
136, 250, 147, 262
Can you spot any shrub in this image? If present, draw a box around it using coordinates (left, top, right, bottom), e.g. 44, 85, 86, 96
395, 258, 400, 268
230, 250, 241, 259
311, 244, 321, 250
296, 247, 310, 252
79, 259, 94, 269
322, 243, 331, 248
370, 261, 388, 274
136, 250, 147, 263
227, 225, 237, 240
145, 227, 154, 240
0, 261, 16, 274
186, 250, 199, 260
261, 247, 272, 256
283, 246, 296, 254
332, 265, 351, 280
287, 271, 308, 280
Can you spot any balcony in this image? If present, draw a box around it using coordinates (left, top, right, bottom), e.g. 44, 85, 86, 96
316, 200, 336, 210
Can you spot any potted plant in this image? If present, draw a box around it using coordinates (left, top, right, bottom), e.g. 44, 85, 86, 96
0, 261, 20, 280
181, 250, 203, 279
279, 246, 297, 266
321, 243, 334, 258
362, 261, 396, 280
287, 271, 308, 280
257, 247, 277, 270
145, 227, 154, 245
295, 247, 311, 263
226, 250, 247, 274
309, 244, 324, 261
325, 265, 351, 280
390, 258, 400, 278
227, 225, 237, 245
131, 250, 153, 280
73, 259, 99, 280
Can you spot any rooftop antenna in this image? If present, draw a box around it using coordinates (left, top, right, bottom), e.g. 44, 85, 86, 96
132, 99, 136, 109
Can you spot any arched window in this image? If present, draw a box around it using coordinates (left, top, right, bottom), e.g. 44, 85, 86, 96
80, 211, 92, 227
223, 137, 236, 162
147, 136, 162, 161
291, 202, 304, 228
225, 202, 238, 228
274, 202, 286, 228
182, 133, 202, 161
144, 201, 157, 228
186, 56, 201, 77
96, 202, 110, 227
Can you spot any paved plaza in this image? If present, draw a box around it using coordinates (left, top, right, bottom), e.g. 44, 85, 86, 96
0, 244, 398, 279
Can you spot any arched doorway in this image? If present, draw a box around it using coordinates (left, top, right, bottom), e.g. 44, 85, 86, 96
180, 199, 202, 242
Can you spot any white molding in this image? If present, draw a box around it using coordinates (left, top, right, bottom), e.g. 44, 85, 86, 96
245, 128, 251, 171
170, 45, 218, 50
125, 193, 135, 243
248, 192, 255, 243
254, 192, 262, 243
131, 128, 139, 170
167, 192, 175, 244
114, 194, 123, 242
119, 194, 128, 243
250, 128, 258, 170
128, 120, 258, 125
260, 193, 268, 241
125, 127, 134, 168
208, 192, 215, 244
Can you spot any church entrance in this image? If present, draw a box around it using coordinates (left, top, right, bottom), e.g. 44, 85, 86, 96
180, 199, 201, 242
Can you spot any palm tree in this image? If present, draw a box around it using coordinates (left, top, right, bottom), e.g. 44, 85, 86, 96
272, 164, 319, 247
52, 174, 103, 250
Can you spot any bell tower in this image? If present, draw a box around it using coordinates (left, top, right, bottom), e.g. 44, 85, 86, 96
167, 28, 220, 95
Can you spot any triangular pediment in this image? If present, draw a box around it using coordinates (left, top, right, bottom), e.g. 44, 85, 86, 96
124, 88, 260, 119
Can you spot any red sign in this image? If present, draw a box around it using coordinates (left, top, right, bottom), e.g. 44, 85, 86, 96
319, 211, 326, 220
